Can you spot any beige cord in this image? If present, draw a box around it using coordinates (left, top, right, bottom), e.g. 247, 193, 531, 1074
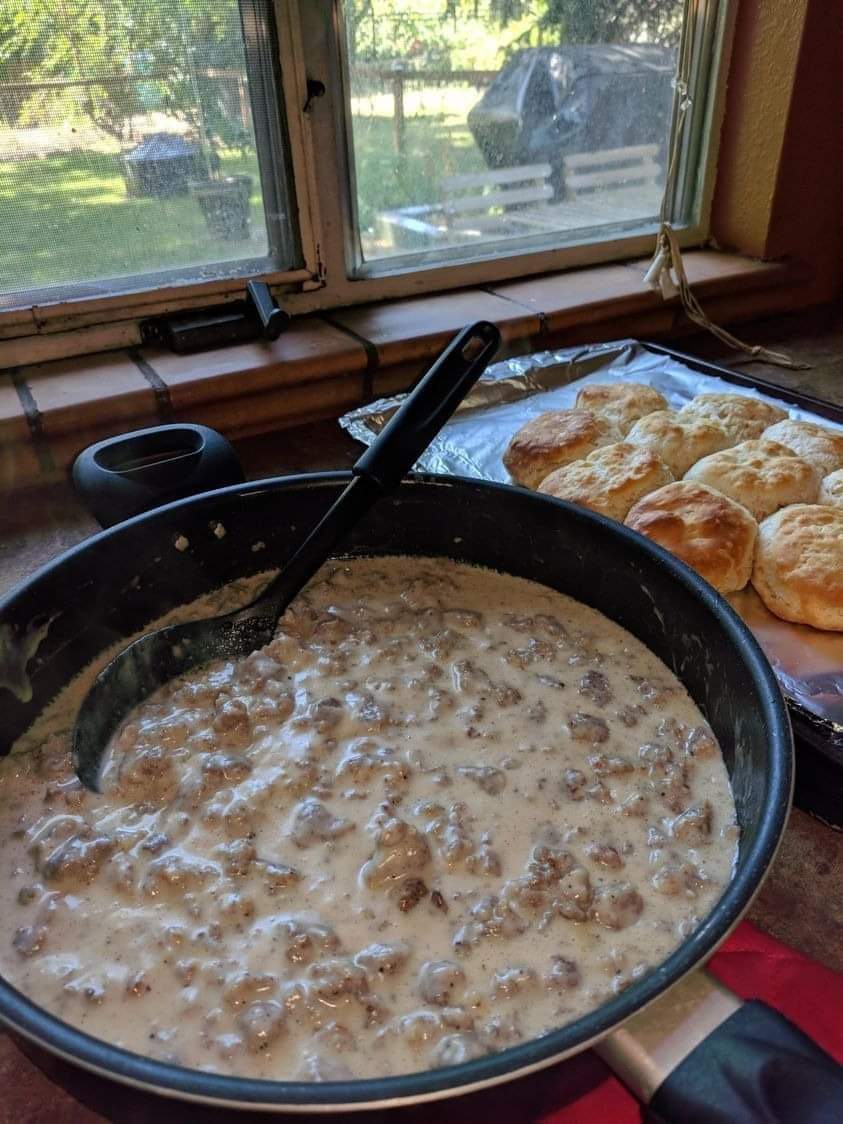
643, 11, 807, 371
646, 224, 808, 369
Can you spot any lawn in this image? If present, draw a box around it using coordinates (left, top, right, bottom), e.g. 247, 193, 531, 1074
351, 110, 485, 233
0, 147, 266, 296
0, 90, 487, 295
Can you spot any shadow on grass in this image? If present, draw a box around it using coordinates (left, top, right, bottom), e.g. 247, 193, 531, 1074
0, 148, 268, 293
2, 117, 490, 290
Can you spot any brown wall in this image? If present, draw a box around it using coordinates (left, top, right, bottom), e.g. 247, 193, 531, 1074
764, 0, 843, 298
712, 0, 843, 302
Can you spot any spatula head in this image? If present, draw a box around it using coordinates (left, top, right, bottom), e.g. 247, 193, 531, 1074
72, 610, 276, 792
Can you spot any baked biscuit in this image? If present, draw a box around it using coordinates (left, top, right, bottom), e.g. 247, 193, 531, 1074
819, 468, 843, 509
503, 409, 621, 489
625, 410, 735, 476
538, 441, 674, 522
761, 419, 843, 478
679, 394, 787, 442
625, 481, 757, 593
575, 382, 668, 433
752, 505, 843, 630
684, 439, 819, 520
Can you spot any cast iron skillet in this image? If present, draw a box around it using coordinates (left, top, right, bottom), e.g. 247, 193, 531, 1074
0, 474, 838, 1118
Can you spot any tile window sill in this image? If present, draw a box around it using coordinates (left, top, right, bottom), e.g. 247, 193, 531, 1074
0, 250, 807, 491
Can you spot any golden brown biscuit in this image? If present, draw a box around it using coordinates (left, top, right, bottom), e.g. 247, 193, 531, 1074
761, 420, 843, 478
538, 442, 674, 521
752, 505, 843, 630
503, 409, 621, 489
683, 439, 819, 520
819, 468, 843, 509
575, 382, 668, 433
625, 481, 757, 593
678, 394, 787, 442
625, 410, 735, 476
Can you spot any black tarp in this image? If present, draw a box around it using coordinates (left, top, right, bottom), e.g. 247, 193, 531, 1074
468, 44, 675, 192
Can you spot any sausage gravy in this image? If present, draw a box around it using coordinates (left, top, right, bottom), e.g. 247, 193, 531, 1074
0, 557, 738, 1080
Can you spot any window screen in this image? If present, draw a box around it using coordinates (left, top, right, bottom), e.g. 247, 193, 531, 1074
0, 0, 297, 299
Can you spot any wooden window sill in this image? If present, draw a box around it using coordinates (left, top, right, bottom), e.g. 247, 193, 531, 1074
0, 250, 810, 491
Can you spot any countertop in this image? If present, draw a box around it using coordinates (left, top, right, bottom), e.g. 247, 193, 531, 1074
0, 307, 842, 1122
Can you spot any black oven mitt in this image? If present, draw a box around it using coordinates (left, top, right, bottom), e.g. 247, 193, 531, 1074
648, 1000, 843, 1124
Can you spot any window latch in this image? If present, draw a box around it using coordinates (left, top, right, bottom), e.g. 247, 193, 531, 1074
145, 281, 291, 355
303, 78, 326, 113
245, 281, 290, 340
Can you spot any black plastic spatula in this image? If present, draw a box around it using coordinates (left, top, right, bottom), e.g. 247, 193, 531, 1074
72, 320, 501, 791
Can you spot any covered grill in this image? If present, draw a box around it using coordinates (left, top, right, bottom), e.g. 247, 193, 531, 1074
468, 44, 675, 194
122, 132, 203, 198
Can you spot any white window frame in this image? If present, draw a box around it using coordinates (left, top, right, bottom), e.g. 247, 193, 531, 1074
0, 0, 735, 358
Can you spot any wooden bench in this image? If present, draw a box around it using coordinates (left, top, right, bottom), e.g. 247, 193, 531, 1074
562, 143, 661, 198
378, 162, 553, 250
377, 146, 662, 250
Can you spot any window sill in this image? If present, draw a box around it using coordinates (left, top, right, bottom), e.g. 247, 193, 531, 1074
0, 250, 810, 491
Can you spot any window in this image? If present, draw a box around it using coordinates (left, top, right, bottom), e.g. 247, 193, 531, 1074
1, 0, 732, 339
0, 0, 298, 300
342, 4, 683, 271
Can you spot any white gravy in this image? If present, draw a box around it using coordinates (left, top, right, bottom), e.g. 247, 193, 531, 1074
0, 557, 737, 1081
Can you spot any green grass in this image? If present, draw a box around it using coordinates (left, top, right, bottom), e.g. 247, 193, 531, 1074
351, 113, 484, 232
0, 148, 265, 294
0, 102, 485, 293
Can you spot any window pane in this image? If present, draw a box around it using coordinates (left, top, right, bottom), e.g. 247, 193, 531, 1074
343, 1, 684, 267
0, 0, 297, 299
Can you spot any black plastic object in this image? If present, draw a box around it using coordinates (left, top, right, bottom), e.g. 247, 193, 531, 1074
246, 280, 290, 340
467, 44, 673, 189
152, 281, 289, 354
72, 424, 244, 528
70, 321, 501, 790
303, 76, 327, 112
0, 474, 792, 1111
355, 320, 501, 490
649, 1000, 843, 1124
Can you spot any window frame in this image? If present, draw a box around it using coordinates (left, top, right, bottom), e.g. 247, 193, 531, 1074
1, 0, 735, 358
294, 0, 732, 302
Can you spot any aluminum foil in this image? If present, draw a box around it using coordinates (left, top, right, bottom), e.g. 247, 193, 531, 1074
341, 339, 843, 737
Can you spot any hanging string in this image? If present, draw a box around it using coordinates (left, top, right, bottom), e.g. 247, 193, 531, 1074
643, 5, 807, 371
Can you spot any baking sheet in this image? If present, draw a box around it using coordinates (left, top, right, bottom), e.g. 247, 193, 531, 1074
340, 340, 843, 733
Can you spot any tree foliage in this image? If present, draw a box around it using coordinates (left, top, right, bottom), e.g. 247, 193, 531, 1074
2, 1, 682, 136
351, 1, 682, 61
0, 0, 248, 140
535, 0, 681, 45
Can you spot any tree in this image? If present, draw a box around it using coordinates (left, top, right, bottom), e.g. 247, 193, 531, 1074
442, 0, 681, 46
536, 0, 682, 45
345, 1, 456, 67
0, 0, 249, 141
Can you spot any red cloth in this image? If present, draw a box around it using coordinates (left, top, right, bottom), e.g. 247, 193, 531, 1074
394, 921, 843, 1124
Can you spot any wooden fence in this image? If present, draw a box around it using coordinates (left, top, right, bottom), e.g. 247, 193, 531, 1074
0, 69, 251, 131
1, 65, 499, 154
351, 66, 497, 154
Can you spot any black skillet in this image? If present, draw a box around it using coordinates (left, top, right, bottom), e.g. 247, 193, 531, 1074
0, 345, 841, 1121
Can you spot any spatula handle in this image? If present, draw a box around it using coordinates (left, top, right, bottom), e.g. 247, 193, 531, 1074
353, 320, 500, 491
248, 321, 500, 619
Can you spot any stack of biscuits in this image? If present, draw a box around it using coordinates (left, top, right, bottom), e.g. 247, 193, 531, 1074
503, 384, 843, 630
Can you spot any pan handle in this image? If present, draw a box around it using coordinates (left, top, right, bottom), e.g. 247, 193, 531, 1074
596, 970, 843, 1123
